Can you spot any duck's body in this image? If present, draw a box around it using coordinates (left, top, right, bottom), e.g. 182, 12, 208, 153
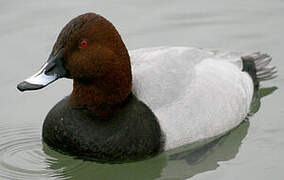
130, 46, 254, 150
17, 13, 277, 162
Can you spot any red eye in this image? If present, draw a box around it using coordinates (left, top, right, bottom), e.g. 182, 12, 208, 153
80, 40, 88, 47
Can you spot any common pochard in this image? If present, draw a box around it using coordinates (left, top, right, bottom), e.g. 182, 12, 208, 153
17, 13, 277, 163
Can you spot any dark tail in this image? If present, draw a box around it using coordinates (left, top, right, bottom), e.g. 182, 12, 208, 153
242, 52, 277, 88
242, 52, 277, 116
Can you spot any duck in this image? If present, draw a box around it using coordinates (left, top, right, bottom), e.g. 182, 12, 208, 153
17, 13, 277, 163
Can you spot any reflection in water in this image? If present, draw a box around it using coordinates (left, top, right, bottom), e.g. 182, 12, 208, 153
163, 121, 249, 179
44, 144, 167, 180
250, 86, 278, 114
42, 87, 277, 180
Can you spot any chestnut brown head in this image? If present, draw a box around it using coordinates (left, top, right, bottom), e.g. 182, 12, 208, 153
17, 13, 131, 91
55, 13, 130, 80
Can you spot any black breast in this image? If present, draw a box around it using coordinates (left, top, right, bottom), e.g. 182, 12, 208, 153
42, 93, 164, 163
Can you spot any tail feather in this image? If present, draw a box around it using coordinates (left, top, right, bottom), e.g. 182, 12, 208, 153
256, 66, 277, 80
242, 52, 277, 82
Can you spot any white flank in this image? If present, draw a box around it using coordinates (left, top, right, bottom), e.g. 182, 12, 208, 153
130, 47, 254, 150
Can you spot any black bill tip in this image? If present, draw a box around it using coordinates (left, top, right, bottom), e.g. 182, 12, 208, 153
17, 81, 45, 92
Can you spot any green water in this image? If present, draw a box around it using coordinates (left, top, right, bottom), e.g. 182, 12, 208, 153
0, 0, 283, 179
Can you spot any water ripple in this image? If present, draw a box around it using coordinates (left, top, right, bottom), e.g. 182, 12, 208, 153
0, 124, 71, 179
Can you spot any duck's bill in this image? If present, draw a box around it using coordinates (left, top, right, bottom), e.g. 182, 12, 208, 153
17, 49, 68, 92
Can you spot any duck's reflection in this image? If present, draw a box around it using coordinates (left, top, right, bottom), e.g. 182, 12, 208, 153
43, 87, 277, 180
43, 143, 167, 180
164, 121, 249, 179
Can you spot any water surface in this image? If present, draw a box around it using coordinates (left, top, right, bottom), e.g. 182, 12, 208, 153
1, 0, 283, 179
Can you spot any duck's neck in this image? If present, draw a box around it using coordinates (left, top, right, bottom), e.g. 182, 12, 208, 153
69, 63, 132, 116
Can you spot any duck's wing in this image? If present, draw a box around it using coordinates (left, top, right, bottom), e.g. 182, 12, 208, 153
130, 47, 254, 150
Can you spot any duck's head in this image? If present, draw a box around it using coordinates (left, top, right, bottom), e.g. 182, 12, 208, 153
17, 13, 132, 113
